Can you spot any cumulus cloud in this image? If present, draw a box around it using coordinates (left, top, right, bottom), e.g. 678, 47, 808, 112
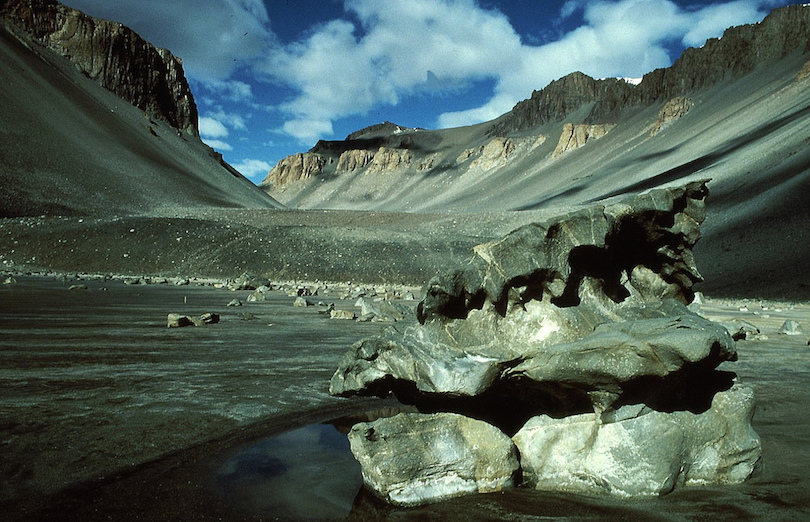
231, 159, 272, 180
199, 117, 229, 139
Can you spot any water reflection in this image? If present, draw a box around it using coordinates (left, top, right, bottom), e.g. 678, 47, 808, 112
216, 423, 363, 520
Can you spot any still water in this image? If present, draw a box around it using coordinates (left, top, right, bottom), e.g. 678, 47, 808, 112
216, 423, 363, 520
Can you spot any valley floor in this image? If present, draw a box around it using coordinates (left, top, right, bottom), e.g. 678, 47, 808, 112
0, 275, 809, 521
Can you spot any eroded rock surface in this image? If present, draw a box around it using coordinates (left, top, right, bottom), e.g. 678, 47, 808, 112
331, 181, 760, 504
552, 123, 615, 157
348, 412, 519, 507
651, 97, 693, 136
513, 383, 760, 497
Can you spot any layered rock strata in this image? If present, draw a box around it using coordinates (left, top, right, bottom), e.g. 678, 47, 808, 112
0, 0, 198, 134
330, 181, 761, 505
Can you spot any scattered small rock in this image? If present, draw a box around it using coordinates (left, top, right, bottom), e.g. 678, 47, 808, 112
167, 312, 220, 328
247, 291, 266, 302
167, 313, 194, 328
780, 320, 803, 336
330, 309, 356, 320
293, 296, 313, 307
68, 284, 88, 291
197, 312, 220, 325
226, 299, 243, 307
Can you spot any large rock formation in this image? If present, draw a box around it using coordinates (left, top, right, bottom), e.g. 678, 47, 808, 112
0, 0, 198, 135
331, 181, 761, 505
514, 384, 760, 497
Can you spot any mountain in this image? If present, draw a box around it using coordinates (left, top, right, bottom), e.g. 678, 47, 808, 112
0, 0, 282, 217
259, 4, 810, 297
260, 4, 810, 214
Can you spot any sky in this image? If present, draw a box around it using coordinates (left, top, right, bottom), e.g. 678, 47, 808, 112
62, 0, 798, 183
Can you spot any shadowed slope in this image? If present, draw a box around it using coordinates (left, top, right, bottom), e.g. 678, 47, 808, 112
0, 18, 281, 217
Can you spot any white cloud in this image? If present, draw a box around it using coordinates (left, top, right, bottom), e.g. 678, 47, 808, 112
199, 117, 229, 139
201, 138, 233, 151
681, 1, 768, 47
262, 0, 524, 142
231, 159, 272, 179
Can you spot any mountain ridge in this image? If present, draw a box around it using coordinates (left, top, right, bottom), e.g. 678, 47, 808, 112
260, 3, 810, 210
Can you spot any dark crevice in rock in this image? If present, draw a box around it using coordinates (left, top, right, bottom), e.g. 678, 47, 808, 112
391, 377, 594, 437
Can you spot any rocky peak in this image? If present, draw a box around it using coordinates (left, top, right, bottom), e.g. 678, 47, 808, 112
0, 0, 198, 135
347, 121, 415, 140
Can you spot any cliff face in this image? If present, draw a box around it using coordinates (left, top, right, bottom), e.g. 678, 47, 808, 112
0, 0, 198, 135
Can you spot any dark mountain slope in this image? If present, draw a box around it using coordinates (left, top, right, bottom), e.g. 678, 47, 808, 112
0, 1, 282, 217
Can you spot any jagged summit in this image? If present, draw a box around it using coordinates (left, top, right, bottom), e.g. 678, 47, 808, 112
346, 121, 421, 140
0, 0, 198, 135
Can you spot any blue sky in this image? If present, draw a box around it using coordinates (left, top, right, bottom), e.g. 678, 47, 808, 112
62, 0, 797, 182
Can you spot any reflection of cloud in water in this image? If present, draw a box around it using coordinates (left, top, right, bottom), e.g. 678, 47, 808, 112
216, 424, 363, 520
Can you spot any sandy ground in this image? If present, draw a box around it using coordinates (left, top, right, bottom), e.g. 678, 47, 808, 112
0, 275, 808, 521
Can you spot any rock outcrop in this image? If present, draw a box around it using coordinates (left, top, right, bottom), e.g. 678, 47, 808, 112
331, 181, 761, 505
551, 123, 615, 157
0, 0, 198, 135
261, 152, 326, 188
367, 147, 412, 174
336, 149, 374, 173
651, 97, 693, 136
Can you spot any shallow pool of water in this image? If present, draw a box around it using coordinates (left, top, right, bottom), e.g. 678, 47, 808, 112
215, 423, 363, 520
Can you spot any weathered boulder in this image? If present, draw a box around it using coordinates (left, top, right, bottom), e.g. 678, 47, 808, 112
780, 319, 803, 335
167, 312, 219, 327
348, 412, 519, 507
513, 383, 761, 497
331, 182, 713, 416
167, 313, 194, 328
293, 296, 313, 307
331, 309, 356, 320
